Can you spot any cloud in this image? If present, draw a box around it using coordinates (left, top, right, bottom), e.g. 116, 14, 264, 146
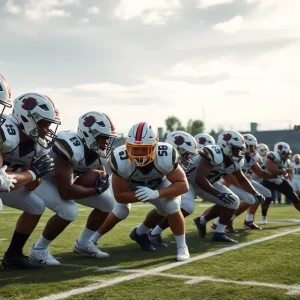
79, 18, 90, 24
114, 0, 180, 25
87, 6, 100, 14
196, 0, 234, 9
4, 0, 22, 15
213, 15, 243, 33
0, 61, 4, 64
5, 0, 80, 20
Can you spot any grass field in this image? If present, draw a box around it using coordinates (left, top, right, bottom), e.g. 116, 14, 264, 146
1, 201, 300, 300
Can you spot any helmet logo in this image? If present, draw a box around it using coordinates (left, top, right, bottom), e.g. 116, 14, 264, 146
223, 133, 232, 141
22, 97, 38, 111
83, 115, 96, 127
199, 137, 207, 145
174, 135, 191, 146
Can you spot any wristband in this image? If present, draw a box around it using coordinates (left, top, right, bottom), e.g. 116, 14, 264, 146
28, 170, 37, 181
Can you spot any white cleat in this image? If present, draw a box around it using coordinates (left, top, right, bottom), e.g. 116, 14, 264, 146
177, 245, 190, 262
73, 240, 110, 258
260, 216, 268, 225
30, 245, 60, 266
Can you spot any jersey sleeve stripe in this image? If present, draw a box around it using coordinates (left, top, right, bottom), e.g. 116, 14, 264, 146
110, 150, 118, 173
53, 138, 73, 160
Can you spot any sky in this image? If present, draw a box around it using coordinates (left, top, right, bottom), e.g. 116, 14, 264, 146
0, 0, 299, 136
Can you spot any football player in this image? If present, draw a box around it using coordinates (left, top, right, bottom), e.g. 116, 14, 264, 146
0, 74, 17, 200
194, 133, 216, 150
193, 131, 265, 243
212, 134, 274, 231
29, 112, 117, 265
1, 93, 59, 270
94, 122, 190, 261
258, 142, 299, 223
148, 131, 200, 247
290, 154, 300, 197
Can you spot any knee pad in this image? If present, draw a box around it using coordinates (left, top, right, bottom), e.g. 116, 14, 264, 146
29, 198, 46, 215
58, 202, 78, 222
163, 198, 181, 215
112, 203, 131, 220
230, 194, 240, 210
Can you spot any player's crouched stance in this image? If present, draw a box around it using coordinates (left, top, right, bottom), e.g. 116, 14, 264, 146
1, 92, 60, 270
110, 122, 190, 261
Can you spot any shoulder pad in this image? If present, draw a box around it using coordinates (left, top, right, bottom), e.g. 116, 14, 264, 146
267, 151, 280, 163
0, 116, 20, 152
200, 145, 223, 166
53, 131, 84, 164
154, 142, 179, 174
110, 145, 134, 178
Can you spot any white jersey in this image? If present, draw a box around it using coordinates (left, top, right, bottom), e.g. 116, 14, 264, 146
52, 130, 108, 176
186, 145, 244, 185
290, 162, 300, 180
110, 142, 178, 190
242, 152, 261, 173
0, 115, 48, 171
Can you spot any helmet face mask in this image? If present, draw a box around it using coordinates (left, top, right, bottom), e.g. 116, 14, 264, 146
126, 122, 158, 167
218, 131, 246, 162
12, 93, 61, 149
243, 134, 258, 157
257, 143, 269, 157
165, 130, 198, 171
274, 142, 291, 161
0, 74, 12, 125
78, 112, 117, 158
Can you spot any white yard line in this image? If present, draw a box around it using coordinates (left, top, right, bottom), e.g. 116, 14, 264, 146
39, 227, 300, 300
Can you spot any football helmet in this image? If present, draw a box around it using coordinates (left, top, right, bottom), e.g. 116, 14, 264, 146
292, 154, 300, 163
78, 112, 117, 158
243, 133, 258, 157
274, 142, 291, 161
194, 133, 215, 150
0, 74, 12, 123
126, 122, 158, 167
257, 143, 269, 157
11, 93, 61, 149
165, 131, 198, 171
217, 130, 246, 161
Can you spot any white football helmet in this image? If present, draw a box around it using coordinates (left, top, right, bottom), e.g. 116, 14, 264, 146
274, 142, 290, 161
194, 133, 215, 150
0, 74, 12, 123
243, 133, 258, 157
257, 143, 269, 157
165, 131, 198, 171
292, 154, 300, 163
126, 122, 159, 167
11, 93, 61, 149
78, 111, 117, 158
217, 130, 246, 161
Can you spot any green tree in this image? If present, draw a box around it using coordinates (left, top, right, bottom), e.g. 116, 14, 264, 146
187, 119, 204, 136
165, 116, 184, 133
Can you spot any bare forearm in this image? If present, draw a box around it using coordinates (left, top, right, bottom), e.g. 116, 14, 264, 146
7, 171, 34, 190
158, 181, 188, 199
58, 185, 97, 200
115, 191, 139, 203
195, 177, 219, 197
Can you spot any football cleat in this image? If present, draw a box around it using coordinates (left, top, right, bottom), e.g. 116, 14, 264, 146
73, 240, 110, 258
244, 220, 262, 230
1, 252, 44, 270
148, 230, 168, 248
225, 221, 239, 233
193, 217, 206, 238
177, 245, 190, 262
129, 227, 155, 251
30, 245, 60, 265
212, 232, 237, 243
260, 216, 268, 225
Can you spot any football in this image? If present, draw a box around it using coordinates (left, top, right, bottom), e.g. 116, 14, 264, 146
74, 170, 107, 187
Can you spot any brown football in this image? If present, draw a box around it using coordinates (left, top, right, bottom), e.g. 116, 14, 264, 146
74, 170, 106, 187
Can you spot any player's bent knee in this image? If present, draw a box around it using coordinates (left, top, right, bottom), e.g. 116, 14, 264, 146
181, 201, 195, 215
58, 204, 78, 222
164, 199, 181, 215
112, 204, 130, 220
243, 194, 256, 205
29, 199, 46, 215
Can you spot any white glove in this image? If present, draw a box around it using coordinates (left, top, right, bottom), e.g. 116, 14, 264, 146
135, 186, 159, 202
274, 177, 282, 185
0, 165, 17, 192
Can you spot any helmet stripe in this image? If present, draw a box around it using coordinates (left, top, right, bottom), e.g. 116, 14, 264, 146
103, 113, 116, 134
135, 122, 146, 142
